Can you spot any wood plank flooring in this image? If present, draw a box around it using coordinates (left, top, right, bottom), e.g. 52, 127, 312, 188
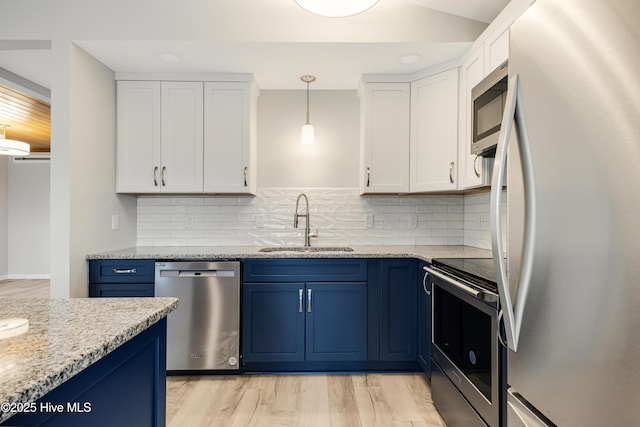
0, 279, 49, 298
167, 373, 445, 427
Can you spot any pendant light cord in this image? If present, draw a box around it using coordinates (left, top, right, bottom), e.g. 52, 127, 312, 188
301, 75, 316, 125
306, 81, 310, 125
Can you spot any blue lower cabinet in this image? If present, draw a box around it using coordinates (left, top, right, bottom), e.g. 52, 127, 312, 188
377, 259, 418, 362
242, 283, 305, 363
305, 282, 367, 362
2, 319, 167, 427
242, 282, 368, 365
89, 259, 155, 297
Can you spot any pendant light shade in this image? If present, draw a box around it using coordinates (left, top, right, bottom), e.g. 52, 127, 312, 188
301, 123, 314, 145
295, 0, 379, 17
0, 125, 30, 156
301, 75, 316, 145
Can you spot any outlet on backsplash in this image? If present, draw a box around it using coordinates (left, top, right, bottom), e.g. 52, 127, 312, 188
365, 214, 374, 229
409, 214, 418, 229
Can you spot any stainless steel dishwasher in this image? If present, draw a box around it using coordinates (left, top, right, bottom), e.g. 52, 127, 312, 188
155, 261, 240, 372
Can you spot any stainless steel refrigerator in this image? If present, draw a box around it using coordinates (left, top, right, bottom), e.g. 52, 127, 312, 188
489, 0, 640, 425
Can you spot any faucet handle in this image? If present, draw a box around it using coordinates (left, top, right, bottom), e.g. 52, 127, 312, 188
308, 229, 318, 238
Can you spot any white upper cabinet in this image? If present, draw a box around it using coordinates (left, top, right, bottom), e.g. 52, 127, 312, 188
410, 68, 459, 192
203, 82, 257, 194
458, 45, 494, 190
359, 82, 410, 194
160, 82, 204, 193
484, 24, 510, 75
116, 77, 257, 194
116, 81, 161, 193
456, 0, 532, 190
117, 81, 203, 193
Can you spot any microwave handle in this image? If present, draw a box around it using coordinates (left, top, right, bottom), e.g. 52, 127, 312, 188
490, 74, 537, 352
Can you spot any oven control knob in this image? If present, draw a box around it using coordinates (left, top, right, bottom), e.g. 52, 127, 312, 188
469, 350, 477, 365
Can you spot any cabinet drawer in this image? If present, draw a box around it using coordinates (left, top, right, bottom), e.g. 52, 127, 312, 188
243, 259, 367, 282
89, 259, 155, 283
89, 283, 154, 297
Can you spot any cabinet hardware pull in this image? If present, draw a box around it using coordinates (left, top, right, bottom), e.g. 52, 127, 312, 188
474, 155, 481, 178
112, 268, 137, 274
161, 166, 166, 186
422, 267, 431, 296
366, 167, 371, 187
299, 289, 303, 313
153, 166, 159, 186
243, 166, 248, 187
307, 288, 312, 313
449, 161, 455, 184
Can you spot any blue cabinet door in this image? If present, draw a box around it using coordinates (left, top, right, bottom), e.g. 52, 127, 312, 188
242, 283, 305, 363
305, 282, 368, 362
418, 261, 431, 377
379, 259, 418, 361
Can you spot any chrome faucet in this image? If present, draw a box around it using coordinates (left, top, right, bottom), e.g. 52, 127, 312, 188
294, 193, 317, 247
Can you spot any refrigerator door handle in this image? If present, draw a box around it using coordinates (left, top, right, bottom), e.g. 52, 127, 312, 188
490, 74, 537, 352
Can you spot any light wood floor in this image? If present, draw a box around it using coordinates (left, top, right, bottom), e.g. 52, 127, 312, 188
167, 373, 445, 427
1, 280, 444, 426
0, 279, 50, 298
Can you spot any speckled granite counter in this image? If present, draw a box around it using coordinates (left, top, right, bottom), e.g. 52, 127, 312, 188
0, 297, 178, 424
87, 245, 492, 261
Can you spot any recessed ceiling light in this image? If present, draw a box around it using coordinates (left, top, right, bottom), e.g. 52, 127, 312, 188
295, 0, 379, 17
159, 53, 181, 63
400, 53, 423, 65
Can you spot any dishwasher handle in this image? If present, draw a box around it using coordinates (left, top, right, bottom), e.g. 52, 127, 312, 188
158, 269, 236, 278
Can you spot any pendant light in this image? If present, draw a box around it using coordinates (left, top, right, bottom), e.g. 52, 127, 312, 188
295, 0, 379, 17
301, 75, 316, 145
0, 125, 30, 156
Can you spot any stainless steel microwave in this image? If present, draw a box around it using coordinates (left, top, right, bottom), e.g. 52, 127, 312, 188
471, 60, 508, 156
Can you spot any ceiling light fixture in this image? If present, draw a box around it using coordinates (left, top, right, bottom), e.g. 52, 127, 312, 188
400, 53, 423, 65
159, 53, 181, 63
301, 75, 316, 145
295, 0, 379, 17
0, 125, 30, 156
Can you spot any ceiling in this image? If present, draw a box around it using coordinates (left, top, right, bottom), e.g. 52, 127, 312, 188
0, 0, 509, 152
0, 84, 50, 153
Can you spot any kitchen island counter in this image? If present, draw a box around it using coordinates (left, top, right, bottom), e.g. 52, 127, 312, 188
0, 297, 178, 425
87, 245, 492, 262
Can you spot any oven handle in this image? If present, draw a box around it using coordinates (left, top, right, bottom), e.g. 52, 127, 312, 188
424, 266, 497, 303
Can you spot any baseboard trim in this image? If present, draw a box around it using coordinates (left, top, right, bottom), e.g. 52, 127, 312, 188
7, 274, 51, 280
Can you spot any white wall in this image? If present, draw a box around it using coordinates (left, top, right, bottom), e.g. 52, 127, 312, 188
8, 160, 50, 277
258, 90, 360, 188
0, 157, 8, 279
49, 43, 137, 298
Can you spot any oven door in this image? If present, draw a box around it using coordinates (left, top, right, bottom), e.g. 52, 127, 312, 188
429, 268, 501, 427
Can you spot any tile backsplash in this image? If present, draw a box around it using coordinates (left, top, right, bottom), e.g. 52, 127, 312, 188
137, 188, 502, 249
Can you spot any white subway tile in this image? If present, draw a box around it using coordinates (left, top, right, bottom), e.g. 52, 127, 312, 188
134, 188, 496, 248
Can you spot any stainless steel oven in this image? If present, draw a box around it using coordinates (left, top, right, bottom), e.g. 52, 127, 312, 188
427, 259, 505, 427
471, 60, 508, 157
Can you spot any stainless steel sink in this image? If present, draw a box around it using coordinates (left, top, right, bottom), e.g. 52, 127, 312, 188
258, 246, 354, 253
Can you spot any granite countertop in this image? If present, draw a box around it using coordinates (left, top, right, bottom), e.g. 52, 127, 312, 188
87, 245, 493, 262
0, 297, 178, 424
